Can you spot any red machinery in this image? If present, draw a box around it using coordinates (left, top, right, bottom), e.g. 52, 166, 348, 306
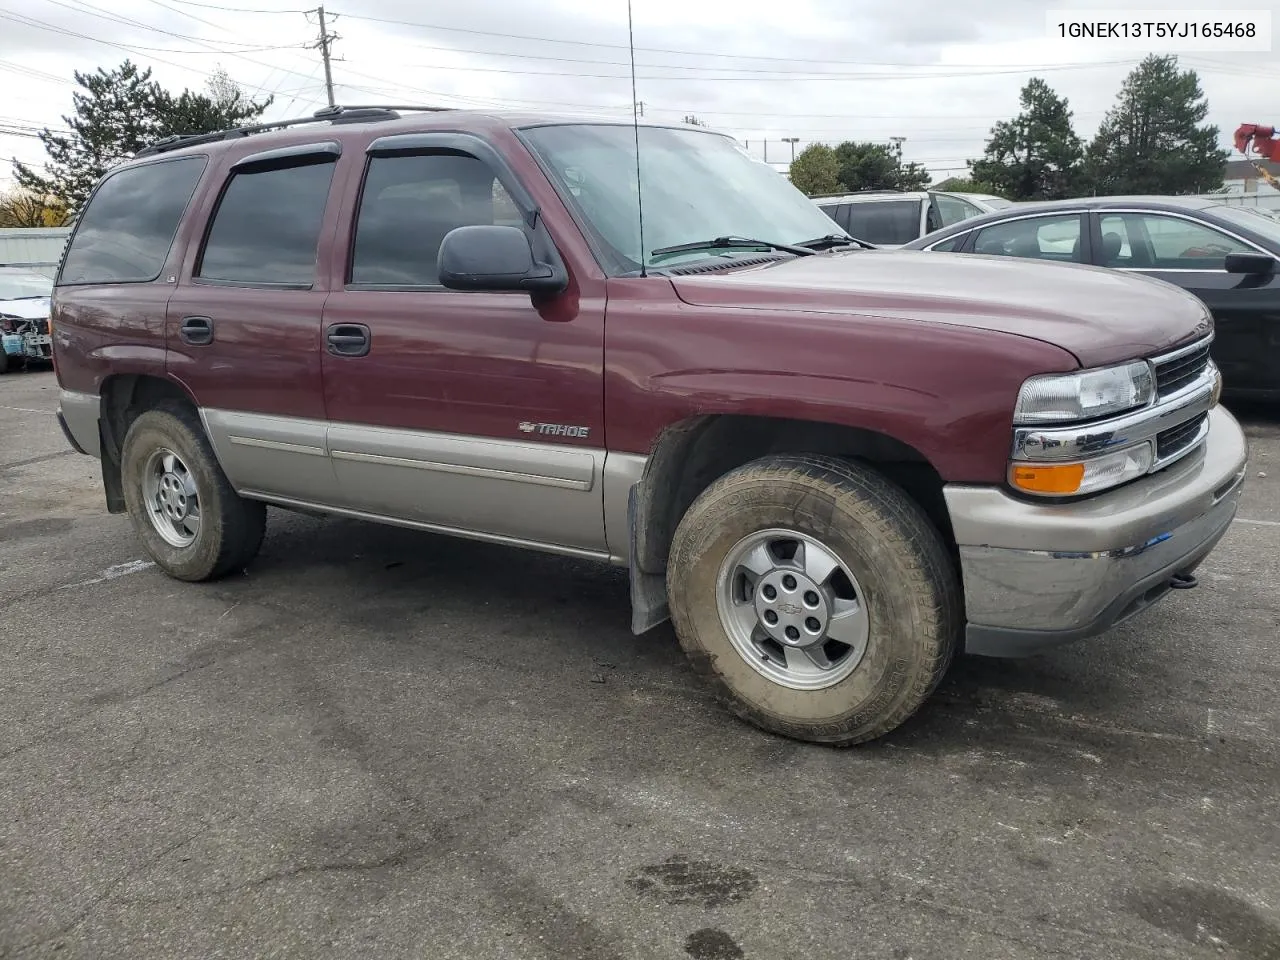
1233, 124, 1280, 188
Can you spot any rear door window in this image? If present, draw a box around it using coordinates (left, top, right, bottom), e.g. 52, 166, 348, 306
197, 156, 336, 286
58, 156, 206, 285
844, 200, 922, 245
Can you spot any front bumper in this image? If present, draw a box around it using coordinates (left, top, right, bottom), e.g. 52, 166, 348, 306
944, 404, 1248, 657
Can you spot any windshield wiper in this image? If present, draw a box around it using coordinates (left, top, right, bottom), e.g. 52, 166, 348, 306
649, 236, 816, 261
798, 234, 876, 250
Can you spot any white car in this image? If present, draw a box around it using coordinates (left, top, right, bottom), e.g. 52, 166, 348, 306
813, 190, 1012, 247
0, 267, 54, 374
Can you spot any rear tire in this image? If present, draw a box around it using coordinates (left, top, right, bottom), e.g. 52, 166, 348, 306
121, 403, 266, 581
666, 454, 961, 746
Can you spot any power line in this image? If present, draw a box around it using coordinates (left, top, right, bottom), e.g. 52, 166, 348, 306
166, 0, 306, 11
37, 0, 301, 49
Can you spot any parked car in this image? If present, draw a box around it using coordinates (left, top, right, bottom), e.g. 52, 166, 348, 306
903, 196, 1280, 400
52, 107, 1246, 746
0, 267, 53, 374
812, 190, 1010, 246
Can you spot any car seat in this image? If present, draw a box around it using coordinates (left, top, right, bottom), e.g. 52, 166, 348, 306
1100, 231, 1124, 265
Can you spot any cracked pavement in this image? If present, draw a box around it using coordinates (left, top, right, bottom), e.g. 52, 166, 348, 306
2, 370, 1280, 960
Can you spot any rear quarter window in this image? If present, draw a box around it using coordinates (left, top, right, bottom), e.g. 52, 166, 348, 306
845, 200, 922, 245
58, 156, 207, 286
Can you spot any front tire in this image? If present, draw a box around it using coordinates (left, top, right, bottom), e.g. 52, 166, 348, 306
666, 454, 961, 746
121, 403, 266, 581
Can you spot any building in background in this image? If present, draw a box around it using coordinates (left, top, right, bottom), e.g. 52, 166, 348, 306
1221, 159, 1280, 194
0, 227, 71, 278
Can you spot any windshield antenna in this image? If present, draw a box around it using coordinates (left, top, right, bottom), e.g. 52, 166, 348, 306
626, 0, 646, 278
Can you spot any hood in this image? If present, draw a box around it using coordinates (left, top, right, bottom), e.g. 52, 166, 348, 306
669, 250, 1212, 367
0, 297, 51, 321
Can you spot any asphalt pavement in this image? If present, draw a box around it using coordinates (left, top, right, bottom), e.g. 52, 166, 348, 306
2, 368, 1279, 960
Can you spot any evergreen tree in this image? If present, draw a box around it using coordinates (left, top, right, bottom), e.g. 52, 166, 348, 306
1086, 54, 1227, 195
969, 78, 1083, 200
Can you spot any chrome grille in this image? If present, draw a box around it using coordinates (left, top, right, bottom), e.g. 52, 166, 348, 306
1156, 411, 1208, 462
1152, 339, 1212, 399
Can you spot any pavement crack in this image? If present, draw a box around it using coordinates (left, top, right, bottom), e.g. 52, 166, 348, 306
115, 840, 436, 906
6, 830, 205, 956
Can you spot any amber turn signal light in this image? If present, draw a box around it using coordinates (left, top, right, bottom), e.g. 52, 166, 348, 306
1010, 462, 1085, 495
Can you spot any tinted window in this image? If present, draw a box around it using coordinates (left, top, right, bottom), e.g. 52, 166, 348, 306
197, 158, 335, 285
58, 157, 205, 285
930, 234, 966, 252
844, 200, 921, 245
351, 153, 516, 286
935, 194, 981, 227
1099, 213, 1252, 269
973, 215, 1083, 263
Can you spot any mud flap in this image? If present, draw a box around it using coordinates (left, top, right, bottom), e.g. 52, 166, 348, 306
628, 484, 670, 635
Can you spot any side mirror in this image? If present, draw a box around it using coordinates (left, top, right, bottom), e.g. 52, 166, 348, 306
437, 224, 567, 293
1224, 252, 1276, 275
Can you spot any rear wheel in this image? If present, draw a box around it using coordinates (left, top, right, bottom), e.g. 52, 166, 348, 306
121, 403, 266, 581
667, 454, 961, 746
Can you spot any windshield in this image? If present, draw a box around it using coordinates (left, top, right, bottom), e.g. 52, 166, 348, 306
1209, 204, 1280, 248
519, 123, 847, 271
0, 271, 53, 300
976, 195, 1014, 209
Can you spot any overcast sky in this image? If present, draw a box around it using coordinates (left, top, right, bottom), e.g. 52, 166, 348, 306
1, 0, 1277, 190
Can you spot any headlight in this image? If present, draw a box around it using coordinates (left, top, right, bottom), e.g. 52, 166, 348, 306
1014, 361, 1154, 424
1010, 442, 1155, 497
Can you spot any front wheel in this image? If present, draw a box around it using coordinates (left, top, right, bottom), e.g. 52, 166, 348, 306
121, 403, 267, 581
666, 454, 961, 746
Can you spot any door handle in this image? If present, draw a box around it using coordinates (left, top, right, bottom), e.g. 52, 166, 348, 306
179, 316, 213, 346
326, 323, 371, 358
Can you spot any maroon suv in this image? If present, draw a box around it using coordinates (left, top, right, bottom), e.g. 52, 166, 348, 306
51, 106, 1248, 745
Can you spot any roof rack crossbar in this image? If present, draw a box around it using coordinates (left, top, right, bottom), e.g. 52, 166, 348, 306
133, 103, 454, 158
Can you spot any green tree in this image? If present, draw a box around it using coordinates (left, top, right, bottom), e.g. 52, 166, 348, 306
14, 60, 168, 212
834, 142, 899, 191
1085, 54, 1227, 195
832, 141, 930, 192
968, 78, 1083, 200
13, 61, 272, 214
898, 161, 931, 191
932, 176, 1001, 195
788, 143, 841, 195
157, 66, 273, 139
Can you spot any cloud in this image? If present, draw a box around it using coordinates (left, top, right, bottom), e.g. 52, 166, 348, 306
3, 0, 1278, 189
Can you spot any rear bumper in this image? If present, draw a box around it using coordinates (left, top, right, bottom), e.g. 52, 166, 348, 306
944, 404, 1248, 657
56, 389, 100, 458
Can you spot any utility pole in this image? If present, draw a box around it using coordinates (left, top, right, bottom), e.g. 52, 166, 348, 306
307, 6, 340, 107
634, 100, 645, 117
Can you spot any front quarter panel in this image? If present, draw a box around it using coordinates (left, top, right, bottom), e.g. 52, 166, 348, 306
603, 277, 1079, 484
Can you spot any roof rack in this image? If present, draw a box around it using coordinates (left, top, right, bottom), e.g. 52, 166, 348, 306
133, 104, 453, 158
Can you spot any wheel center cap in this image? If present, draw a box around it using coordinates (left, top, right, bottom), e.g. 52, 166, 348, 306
159, 473, 188, 518
754, 569, 829, 646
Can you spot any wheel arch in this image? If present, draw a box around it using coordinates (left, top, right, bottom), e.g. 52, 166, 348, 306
626, 413, 953, 634
98, 373, 202, 513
